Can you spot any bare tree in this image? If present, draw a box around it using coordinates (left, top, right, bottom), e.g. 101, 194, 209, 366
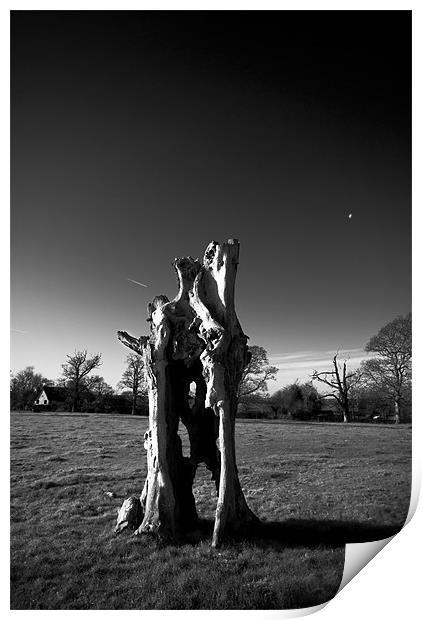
311, 354, 361, 422
85, 375, 114, 411
61, 350, 102, 412
238, 345, 278, 400
362, 313, 411, 423
118, 354, 147, 415
85, 374, 112, 397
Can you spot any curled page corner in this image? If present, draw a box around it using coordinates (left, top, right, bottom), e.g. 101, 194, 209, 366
338, 535, 395, 593
337, 464, 419, 595
258, 600, 328, 619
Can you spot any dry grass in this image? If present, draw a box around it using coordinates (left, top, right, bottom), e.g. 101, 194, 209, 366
10, 412, 411, 609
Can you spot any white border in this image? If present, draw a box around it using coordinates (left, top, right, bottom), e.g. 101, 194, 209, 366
3, 2, 419, 618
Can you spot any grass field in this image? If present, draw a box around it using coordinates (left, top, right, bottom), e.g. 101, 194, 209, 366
10, 412, 411, 609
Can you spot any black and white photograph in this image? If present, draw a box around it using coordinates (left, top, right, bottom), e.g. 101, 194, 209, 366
9, 8, 412, 611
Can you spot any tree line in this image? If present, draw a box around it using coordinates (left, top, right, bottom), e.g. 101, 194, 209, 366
10, 313, 411, 422
10, 351, 148, 415
240, 313, 411, 424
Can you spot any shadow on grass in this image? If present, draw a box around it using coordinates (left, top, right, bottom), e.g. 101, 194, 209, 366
191, 518, 403, 548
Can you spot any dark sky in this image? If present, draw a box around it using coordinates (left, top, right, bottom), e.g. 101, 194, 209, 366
11, 11, 411, 389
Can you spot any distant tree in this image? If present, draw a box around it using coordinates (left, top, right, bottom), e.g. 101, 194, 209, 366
10, 366, 51, 411
238, 345, 278, 401
271, 381, 321, 419
311, 354, 362, 422
118, 354, 147, 415
362, 313, 411, 423
60, 350, 102, 412
85, 375, 114, 412
301, 382, 323, 416
85, 374, 113, 397
271, 382, 302, 417
352, 383, 393, 420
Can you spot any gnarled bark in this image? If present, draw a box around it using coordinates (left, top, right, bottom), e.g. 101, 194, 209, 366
117, 239, 258, 546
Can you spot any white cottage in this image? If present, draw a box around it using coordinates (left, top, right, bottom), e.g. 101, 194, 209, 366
34, 385, 68, 410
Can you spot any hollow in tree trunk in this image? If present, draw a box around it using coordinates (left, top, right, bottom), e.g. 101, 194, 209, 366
117, 239, 258, 546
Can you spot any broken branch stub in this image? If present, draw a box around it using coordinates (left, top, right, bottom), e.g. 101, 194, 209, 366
117, 239, 258, 546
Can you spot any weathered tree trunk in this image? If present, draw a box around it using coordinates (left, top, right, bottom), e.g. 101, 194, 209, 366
394, 399, 401, 424
342, 401, 351, 423
117, 239, 258, 546
71, 392, 77, 413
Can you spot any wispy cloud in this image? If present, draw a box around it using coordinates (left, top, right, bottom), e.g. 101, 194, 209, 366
273, 355, 369, 372
268, 348, 374, 390
270, 348, 368, 367
127, 278, 148, 288
270, 351, 319, 362
11, 328, 28, 334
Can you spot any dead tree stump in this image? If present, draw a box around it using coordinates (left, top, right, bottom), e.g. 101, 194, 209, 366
117, 239, 258, 547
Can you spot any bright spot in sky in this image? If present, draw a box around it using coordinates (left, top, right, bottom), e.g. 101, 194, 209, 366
348, 213, 353, 219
